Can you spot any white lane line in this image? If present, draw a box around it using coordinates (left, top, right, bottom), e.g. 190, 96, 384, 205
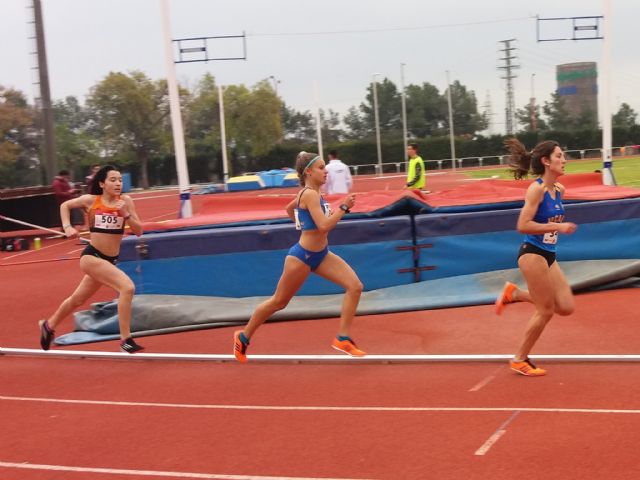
2, 395, 640, 414
5, 348, 640, 362
474, 410, 521, 456
468, 366, 504, 392
0, 461, 372, 480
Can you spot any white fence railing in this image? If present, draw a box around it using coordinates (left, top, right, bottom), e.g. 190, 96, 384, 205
349, 145, 640, 176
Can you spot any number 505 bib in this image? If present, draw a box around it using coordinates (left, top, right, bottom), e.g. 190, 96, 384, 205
94, 213, 124, 230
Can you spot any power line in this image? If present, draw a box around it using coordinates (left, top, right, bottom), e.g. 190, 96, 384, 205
249, 16, 534, 38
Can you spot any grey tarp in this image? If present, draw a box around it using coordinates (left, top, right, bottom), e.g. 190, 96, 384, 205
56, 259, 640, 345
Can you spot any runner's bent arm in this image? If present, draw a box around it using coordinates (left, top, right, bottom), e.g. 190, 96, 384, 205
304, 189, 354, 232
120, 195, 143, 236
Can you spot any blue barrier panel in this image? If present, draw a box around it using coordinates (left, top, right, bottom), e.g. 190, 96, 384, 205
414, 198, 640, 281
120, 197, 640, 295
119, 217, 414, 296
121, 173, 132, 193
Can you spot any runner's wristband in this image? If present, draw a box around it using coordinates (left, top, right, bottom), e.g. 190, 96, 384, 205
63, 224, 72, 229
339, 204, 351, 214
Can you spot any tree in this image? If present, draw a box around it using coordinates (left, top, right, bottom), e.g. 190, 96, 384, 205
86, 71, 171, 189
405, 82, 446, 137
542, 91, 573, 131
223, 80, 282, 173
184, 73, 221, 179
319, 108, 343, 143
343, 106, 369, 140
282, 105, 316, 142
443, 81, 487, 136
613, 103, 638, 129
360, 78, 402, 135
574, 103, 598, 131
0, 86, 39, 188
53, 96, 100, 176
515, 103, 547, 132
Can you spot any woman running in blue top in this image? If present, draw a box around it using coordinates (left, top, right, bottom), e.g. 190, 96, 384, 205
495, 139, 577, 376
233, 151, 365, 362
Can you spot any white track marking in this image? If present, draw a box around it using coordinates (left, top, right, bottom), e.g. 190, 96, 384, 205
2, 395, 640, 415
0, 461, 373, 480
4, 348, 640, 362
468, 366, 504, 392
474, 411, 521, 456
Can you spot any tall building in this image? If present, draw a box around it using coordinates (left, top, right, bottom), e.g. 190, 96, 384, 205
556, 62, 598, 124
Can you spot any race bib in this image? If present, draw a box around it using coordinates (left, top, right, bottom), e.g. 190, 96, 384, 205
294, 209, 302, 230
543, 215, 563, 244
94, 213, 124, 230
543, 231, 558, 245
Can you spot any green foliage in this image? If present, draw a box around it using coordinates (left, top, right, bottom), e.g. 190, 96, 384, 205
360, 78, 402, 133
542, 91, 573, 131
515, 104, 547, 132
405, 82, 445, 137
86, 71, 171, 188
443, 81, 488, 135
282, 104, 315, 143
52, 96, 101, 176
613, 103, 638, 129
0, 86, 40, 188
223, 80, 282, 174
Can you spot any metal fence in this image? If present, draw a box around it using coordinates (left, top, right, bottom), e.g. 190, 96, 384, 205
349, 145, 640, 176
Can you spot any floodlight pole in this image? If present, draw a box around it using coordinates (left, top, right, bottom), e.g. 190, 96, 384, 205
372, 73, 383, 175
313, 81, 324, 160
400, 63, 408, 169
32, 0, 57, 182
160, 0, 192, 217
446, 70, 456, 170
218, 85, 229, 184
601, 0, 615, 185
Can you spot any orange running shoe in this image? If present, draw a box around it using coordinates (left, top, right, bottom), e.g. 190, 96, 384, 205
233, 330, 249, 363
495, 281, 517, 315
510, 358, 547, 377
332, 337, 366, 357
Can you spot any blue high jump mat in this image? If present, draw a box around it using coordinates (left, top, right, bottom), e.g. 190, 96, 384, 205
55, 259, 640, 346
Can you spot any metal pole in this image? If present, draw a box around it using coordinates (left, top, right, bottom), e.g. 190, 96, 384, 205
313, 81, 324, 160
530, 73, 537, 131
160, 0, 192, 217
400, 63, 408, 170
372, 73, 382, 174
446, 71, 456, 170
601, 0, 615, 185
32, 0, 56, 182
218, 85, 229, 186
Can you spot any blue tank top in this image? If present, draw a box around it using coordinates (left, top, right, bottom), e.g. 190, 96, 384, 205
524, 178, 565, 252
294, 188, 331, 231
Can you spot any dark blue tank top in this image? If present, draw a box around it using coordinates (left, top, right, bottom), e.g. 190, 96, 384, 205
524, 178, 565, 252
294, 188, 331, 231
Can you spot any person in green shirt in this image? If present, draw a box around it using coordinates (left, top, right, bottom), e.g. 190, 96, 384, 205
405, 143, 426, 189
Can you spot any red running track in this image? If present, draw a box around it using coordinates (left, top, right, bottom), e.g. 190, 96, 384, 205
2, 179, 640, 479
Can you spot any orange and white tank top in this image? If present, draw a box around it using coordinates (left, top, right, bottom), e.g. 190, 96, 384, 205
89, 196, 125, 235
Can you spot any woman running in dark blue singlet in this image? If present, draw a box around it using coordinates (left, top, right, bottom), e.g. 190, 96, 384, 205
233, 152, 365, 362
495, 139, 577, 376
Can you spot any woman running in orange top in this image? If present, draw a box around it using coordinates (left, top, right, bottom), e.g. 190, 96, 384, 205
38, 165, 144, 353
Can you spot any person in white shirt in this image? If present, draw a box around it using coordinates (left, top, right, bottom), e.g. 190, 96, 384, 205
324, 150, 353, 194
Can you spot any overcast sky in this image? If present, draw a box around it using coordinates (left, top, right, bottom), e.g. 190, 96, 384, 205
1, 0, 639, 134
